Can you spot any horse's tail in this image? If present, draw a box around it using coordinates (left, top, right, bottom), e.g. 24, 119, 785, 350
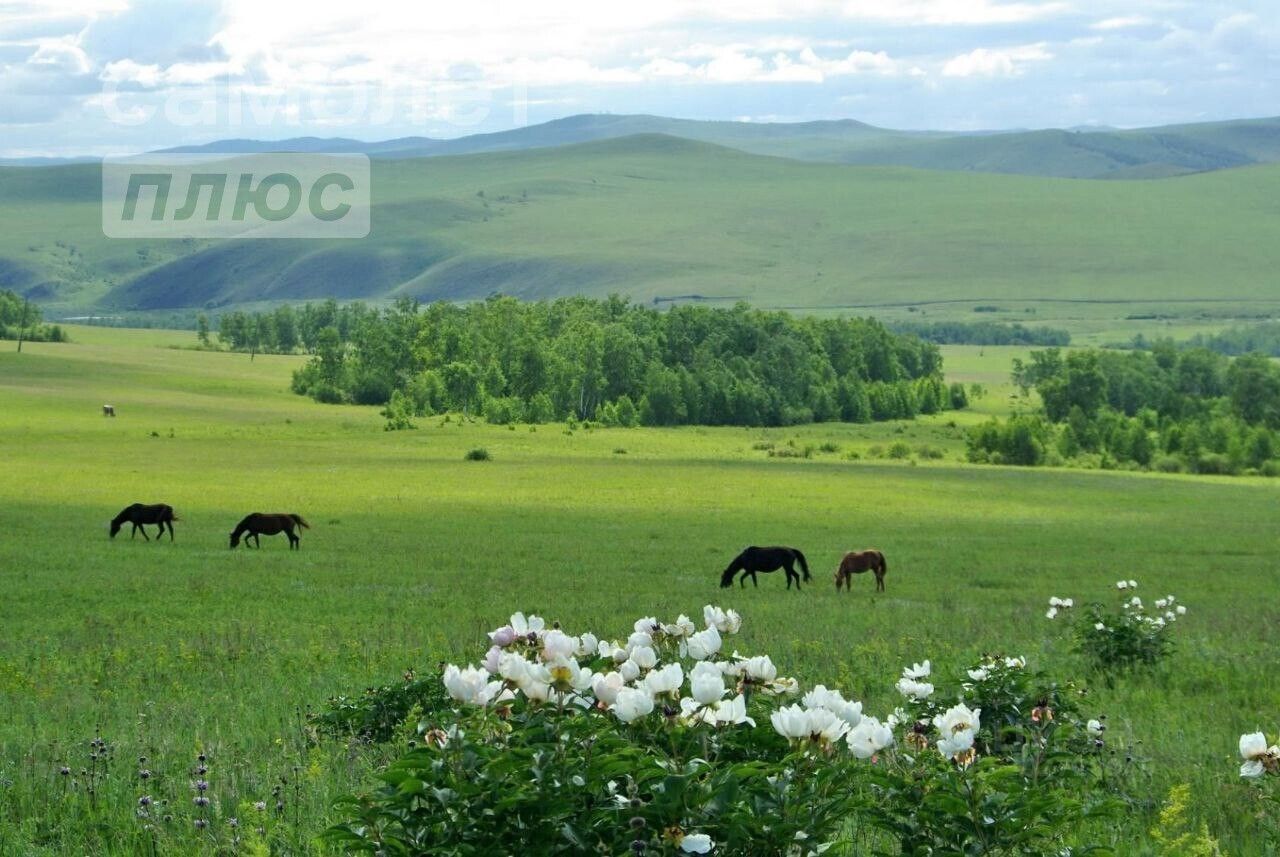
290, 514, 311, 529
878, 552, 888, 574
794, 548, 811, 581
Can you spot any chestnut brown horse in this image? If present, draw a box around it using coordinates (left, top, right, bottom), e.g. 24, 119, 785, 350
229, 513, 309, 550
110, 503, 178, 541
834, 549, 888, 592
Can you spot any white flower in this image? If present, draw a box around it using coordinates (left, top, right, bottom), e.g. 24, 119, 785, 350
886, 707, 911, 728
713, 694, 755, 727
443, 665, 502, 706
1152, 617, 1166, 628
967, 667, 990, 682
482, 645, 502, 674
846, 716, 894, 759
679, 696, 717, 726
1176, 605, 1187, 616
804, 707, 851, 743
934, 703, 981, 739
576, 632, 599, 657
1094, 622, 1106, 631
1116, 580, 1128, 590
1239, 732, 1278, 778
599, 640, 629, 663
1004, 656, 1026, 669
802, 685, 862, 728
629, 645, 658, 670
488, 625, 516, 647
541, 630, 576, 662
739, 655, 778, 683
703, 605, 742, 634
895, 677, 934, 700
643, 662, 684, 697
626, 631, 653, 653
1128, 580, 1138, 589
1062, 598, 1073, 608
771, 704, 810, 740
1128, 596, 1142, 609
612, 687, 655, 724
680, 832, 714, 853
497, 652, 532, 685
509, 611, 546, 637
634, 616, 659, 635
903, 660, 931, 680
663, 614, 697, 639
1049, 596, 1063, 607
519, 662, 553, 702
689, 661, 727, 705
1165, 611, 1176, 622
1154, 598, 1168, 610
1045, 607, 1058, 619
592, 671, 626, 706
618, 659, 641, 682
1087, 719, 1106, 737
685, 627, 722, 661
938, 728, 976, 761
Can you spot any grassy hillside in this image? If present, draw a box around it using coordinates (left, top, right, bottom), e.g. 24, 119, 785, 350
161, 113, 1280, 179
0, 330, 1277, 852
4, 135, 1280, 327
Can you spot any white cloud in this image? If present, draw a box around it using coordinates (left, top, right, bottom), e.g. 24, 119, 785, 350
1091, 16, 1152, 31
942, 43, 1052, 77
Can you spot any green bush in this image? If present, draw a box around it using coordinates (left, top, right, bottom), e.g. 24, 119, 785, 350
463, 448, 491, 461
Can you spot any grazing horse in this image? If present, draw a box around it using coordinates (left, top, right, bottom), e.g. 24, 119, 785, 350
720, 546, 811, 590
229, 513, 310, 550
834, 549, 888, 593
102, 405, 115, 417
109, 503, 178, 541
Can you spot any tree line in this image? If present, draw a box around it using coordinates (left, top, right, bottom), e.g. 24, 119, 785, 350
887, 320, 1070, 347
0, 290, 67, 344
1128, 323, 1280, 358
969, 345, 1280, 476
283, 296, 964, 427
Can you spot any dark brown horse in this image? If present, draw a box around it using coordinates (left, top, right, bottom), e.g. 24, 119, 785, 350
229, 513, 310, 550
720, 546, 811, 590
110, 503, 178, 541
834, 549, 888, 592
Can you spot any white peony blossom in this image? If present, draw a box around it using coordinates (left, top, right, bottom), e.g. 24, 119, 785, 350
634, 616, 659, 635
541, 630, 576, 662
629, 645, 658, 670
612, 687, 655, 724
643, 662, 684, 697
618, 659, 641, 682
685, 627, 722, 661
712, 694, 754, 727
689, 661, 727, 705
663, 614, 697, 639
627, 631, 653, 653
903, 660, 931, 680
802, 685, 862, 728
576, 632, 599, 657
443, 665, 502, 706
770, 704, 810, 740
895, 677, 934, 700
509, 611, 546, 636
1239, 732, 1278, 778
1087, 719, 1106, 737
1116, 580, 1128, 590
934, 703, 981, 740
739, 655, 778, 683
680, 832, 713, 853
1004, 656, 1026, 669
1046, 607, 1058, 619
592, 671, 626, 706
1095, 622, 1106, 631
846, 716, 894, 759
703, 605, 742, 634
967, 667, 990, 682
1176, 605, 1187, 615
938, 727, 976, 761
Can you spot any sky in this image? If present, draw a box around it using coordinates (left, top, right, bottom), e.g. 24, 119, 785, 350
0, 0, 1276, 156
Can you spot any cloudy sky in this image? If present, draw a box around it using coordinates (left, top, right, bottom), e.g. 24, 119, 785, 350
1, 0, 1276, 155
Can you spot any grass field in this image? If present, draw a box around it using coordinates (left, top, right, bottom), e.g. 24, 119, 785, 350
1, 330, 1278, 853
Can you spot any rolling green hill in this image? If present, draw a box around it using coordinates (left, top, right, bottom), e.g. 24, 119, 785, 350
160, 112, 1280, 178
3, 134, 1280, 320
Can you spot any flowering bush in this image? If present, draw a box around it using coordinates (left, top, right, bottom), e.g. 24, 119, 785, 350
326, 607, 1121, 855
308, 668, 451, 744
1045, 581, 1187, 674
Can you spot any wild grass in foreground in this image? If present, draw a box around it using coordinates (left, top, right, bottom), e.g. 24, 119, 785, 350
0, 334, 1277, 852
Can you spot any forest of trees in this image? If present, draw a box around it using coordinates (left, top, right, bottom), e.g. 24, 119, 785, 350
210, 301, 375, 356
888, 320, 1070, 347
969, 345, 1280, 475
1126, 323, 1280, 358
284, 296, 964, 427
0, 290, 66, 343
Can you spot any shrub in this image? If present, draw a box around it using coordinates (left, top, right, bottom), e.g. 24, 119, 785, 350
818, 441, 840, 454
381, 391, 417, 431
1154, 455, 1184, 474
1045, 582, 1186, 676
463, 448, 491, 461
309, 668, 451, 744
327, 608, 1120, 856
887, 441, 912, 460
915, 444, 945, 460
750, 441, 775, 451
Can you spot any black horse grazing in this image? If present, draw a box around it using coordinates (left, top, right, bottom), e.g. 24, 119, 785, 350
229, 513, 310, 550
720, 546, 811, 590
109, 503, 178, 541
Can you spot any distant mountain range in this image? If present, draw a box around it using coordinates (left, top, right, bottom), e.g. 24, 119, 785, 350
150, 113, 1280, 180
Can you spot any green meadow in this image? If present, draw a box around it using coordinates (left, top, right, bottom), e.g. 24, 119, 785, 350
1, 329, 1278, 853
